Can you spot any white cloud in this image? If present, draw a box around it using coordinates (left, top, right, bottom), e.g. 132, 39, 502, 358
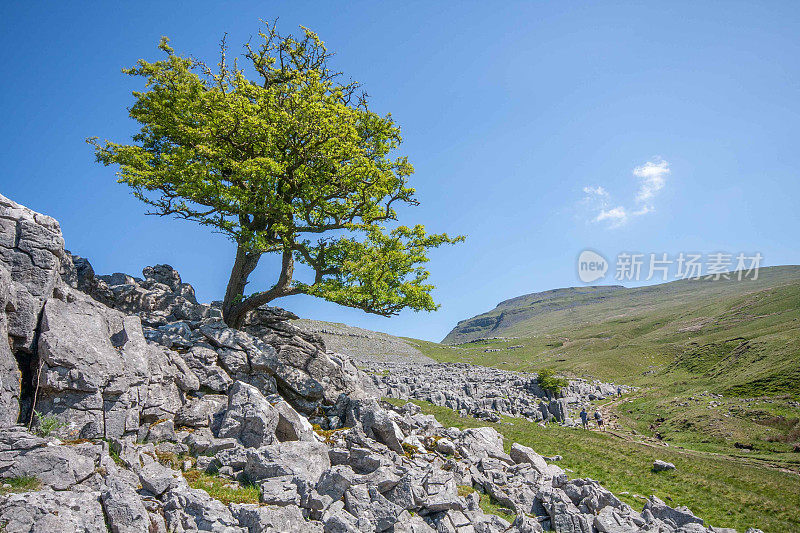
583, 185, 608, 197
581, 157, 669, 228
633, 158, 669, 203
595, 206, 628, 228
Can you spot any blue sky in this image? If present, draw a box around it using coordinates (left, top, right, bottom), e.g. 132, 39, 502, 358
1, 1, 798, 341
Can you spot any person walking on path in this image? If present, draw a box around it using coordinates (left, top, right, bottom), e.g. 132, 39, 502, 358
580, 407, 589, 430
594, 410, 604, 431
617, 386, 622, 397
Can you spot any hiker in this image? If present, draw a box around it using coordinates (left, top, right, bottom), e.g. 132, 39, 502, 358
594, 410, 604, 431
580, 407, 588, 429
617, 386, 622, 397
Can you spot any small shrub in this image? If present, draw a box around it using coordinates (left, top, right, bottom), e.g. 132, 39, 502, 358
312, 424, 350, 445
154, 450, 185, 469
537, 369, 569, 396
33, 411, 65, 437
457, 484, 476, 497
109, 447, 124, 466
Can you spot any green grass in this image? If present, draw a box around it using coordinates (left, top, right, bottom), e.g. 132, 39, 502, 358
0, 476, 41, 495
182, 470, 260, 505
457, 484, 515, 523
390, 398, 800, 533
477, 490, 516, 523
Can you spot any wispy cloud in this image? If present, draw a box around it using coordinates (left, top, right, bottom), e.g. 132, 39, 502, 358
581, 157, 670, 228
595, 206, 628, 228
583, 185, 608, 197
633, 158, 669, 203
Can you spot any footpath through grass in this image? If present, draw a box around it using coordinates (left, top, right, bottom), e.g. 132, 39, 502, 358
391, 398, 800, 533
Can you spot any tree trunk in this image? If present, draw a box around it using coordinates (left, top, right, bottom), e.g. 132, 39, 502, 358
222, 245, 262, 327
222, 246, 296, 329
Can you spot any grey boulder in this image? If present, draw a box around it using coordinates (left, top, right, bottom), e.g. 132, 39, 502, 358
245, 440, 331, 485
0, 488, 106, 533
217, 381, 279, 448
0, 427, 95, 490
653, 460, 676, 472
101, 474, 151, 533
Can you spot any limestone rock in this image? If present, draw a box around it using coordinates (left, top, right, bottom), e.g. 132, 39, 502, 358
0, 426, 95, 490
245, 440, 331, 485
0, 266, 21, 425
643, 495, 704, 528
139, 461, 185, 496
653, 459, 676, 472
101, 474, 151, 533
231, 503, 320, 532
273, 397, 316, 442
0, 488, 106, 533
509, 442, 549, 475
163, 484, 245, 532
0, 193, 65, 354
217, 381, 279, 448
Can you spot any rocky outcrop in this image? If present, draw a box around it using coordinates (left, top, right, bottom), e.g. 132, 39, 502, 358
365, 361, 629, 424
0, 195, 752, 532
0, 267, 21, 426
61, 254, 220, 327
62, 254, 375, 418
0, 193, 67, 424
0, 194, 65, 353
0, 399, 722, 533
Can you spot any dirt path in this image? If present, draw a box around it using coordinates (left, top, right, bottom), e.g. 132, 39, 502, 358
590, 394, 800, 476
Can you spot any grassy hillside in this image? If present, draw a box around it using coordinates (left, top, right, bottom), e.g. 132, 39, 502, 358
386, 398, 799, 533
414, 265, 800, 465
443, 265, 800, 346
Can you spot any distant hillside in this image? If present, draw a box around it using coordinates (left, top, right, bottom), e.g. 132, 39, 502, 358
292, 318, 434, 365
445, 285, 625, 343
443, 266, 800, 344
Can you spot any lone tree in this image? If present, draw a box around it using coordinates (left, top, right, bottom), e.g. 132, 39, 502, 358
90, 23, 463, 328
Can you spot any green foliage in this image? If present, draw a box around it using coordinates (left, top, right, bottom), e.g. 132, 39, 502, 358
311, 423, 350, 444
33, 411, 64, 437
537, 368, 568, 395
109, 447, 124, 466
89, 22, 463, 323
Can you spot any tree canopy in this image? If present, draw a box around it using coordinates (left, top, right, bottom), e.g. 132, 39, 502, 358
89, 23, 463, 328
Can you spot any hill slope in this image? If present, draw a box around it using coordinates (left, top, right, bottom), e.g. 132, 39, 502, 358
292, 318, 434, 364
424, 265, 800, 466
444, 266, 800, 345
